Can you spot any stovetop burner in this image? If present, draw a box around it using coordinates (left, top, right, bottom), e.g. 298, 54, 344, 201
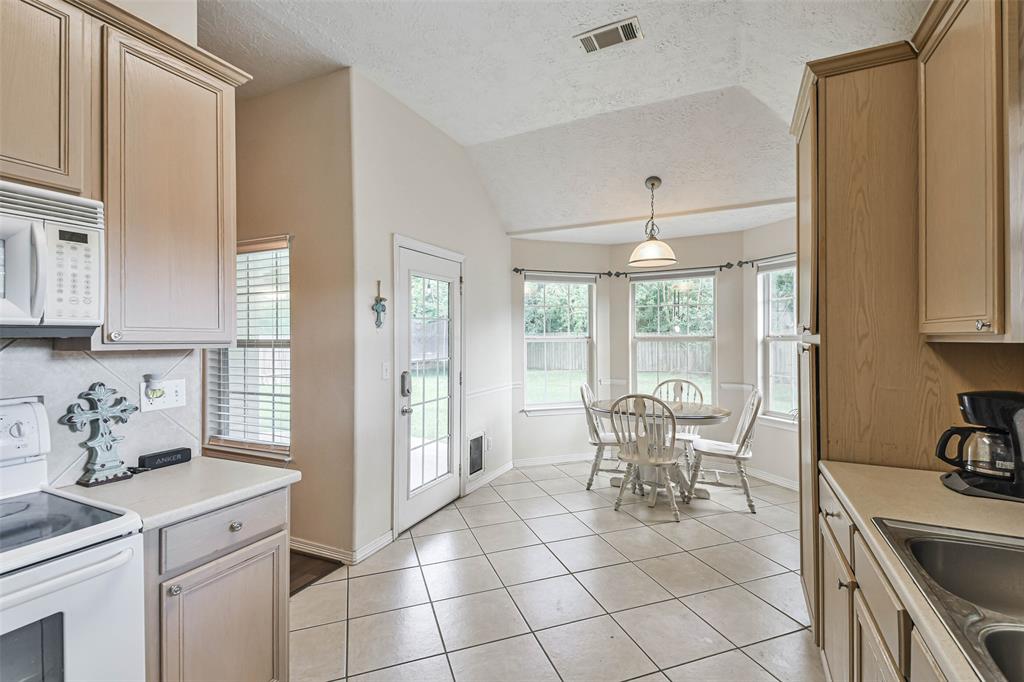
0, 491, 121, 553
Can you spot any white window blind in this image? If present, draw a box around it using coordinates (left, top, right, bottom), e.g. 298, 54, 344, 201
206, 237, 291, 458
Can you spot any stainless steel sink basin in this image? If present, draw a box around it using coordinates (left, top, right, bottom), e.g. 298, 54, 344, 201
875, 518, 1024, 682
908, 537, 1024, 618
984, 627, 1024, 682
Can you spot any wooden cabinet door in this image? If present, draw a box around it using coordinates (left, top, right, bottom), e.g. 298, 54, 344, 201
161, 531, 287, 682
796, 91, 818, 336
0, 0, 85, 192
820, 515, 855, 682
104, 27, 235, 346
919, 0, 1004, 335
853, 591, 901, 682
798, 342, 819, 641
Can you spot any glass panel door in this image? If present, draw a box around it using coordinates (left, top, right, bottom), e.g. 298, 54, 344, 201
409, 275, 452, 491
0, 613, 64, 681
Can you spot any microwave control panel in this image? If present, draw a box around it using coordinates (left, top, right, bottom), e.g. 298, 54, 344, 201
44, 223, 102, 325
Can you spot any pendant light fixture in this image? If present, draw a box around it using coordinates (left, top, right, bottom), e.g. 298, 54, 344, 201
628, 176, 677, 268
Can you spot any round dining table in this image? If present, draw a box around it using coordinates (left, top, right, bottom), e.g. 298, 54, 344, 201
589, 398, 732, 500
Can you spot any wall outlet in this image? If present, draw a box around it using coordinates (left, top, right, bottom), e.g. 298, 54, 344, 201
139, 378, 186, 412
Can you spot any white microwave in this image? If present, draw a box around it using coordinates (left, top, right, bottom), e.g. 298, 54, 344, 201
0, 181, 104, 338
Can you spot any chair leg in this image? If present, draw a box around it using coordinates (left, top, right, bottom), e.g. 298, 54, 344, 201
673, 462, 691, 503
586, 444, 604, 490
663, 466, 681, 521
685, 453, 703, 502
736, 460, 756, 513
614, 464, 632, 511
647, 468, 659, 508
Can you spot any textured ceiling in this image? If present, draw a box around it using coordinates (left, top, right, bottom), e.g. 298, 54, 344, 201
514, 201, 796, 244
198, 0, 927, 238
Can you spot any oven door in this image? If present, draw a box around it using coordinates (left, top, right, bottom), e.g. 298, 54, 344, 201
0, 534, 144, 682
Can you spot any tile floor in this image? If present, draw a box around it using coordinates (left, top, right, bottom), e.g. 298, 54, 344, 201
290, 462, 824, 682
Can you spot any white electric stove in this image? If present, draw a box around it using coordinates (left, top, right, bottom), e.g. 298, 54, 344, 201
0, 396, 145, 681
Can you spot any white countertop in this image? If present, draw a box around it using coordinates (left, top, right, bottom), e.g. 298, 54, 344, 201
59, 456, 300, 530
820, 461, 1024, 682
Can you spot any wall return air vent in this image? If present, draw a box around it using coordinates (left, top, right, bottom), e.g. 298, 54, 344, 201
575, 17, 643, 53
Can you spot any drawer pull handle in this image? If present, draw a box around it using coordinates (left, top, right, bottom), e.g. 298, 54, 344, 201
229, 521, 243, 532
837, 579, 850, 591
168, 584, 182, 596
976, 319, 992, 331
824, 510, 841, 519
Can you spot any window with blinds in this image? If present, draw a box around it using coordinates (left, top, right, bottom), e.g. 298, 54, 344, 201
205, 238, 291, 458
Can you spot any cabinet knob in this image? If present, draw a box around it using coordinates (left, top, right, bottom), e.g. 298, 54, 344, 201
168, 584, 182, 596
228, 520, 243, 532
976, 319, 992, 331
837, 579, 850, 591
109, 330, 123, 341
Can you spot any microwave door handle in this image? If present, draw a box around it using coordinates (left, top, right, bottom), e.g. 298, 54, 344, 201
0, 547, 134, 611
29, 222, 47, 320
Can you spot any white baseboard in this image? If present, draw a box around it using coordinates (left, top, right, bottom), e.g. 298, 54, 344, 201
513, 452, 594, 468
745, 466, 798, 491
291, 530, 394, 565
465, 460, 513, 493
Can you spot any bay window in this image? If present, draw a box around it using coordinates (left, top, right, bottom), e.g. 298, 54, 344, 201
524, 276, 595, 407
759, 262, 798, 419
631, 273, 716, 398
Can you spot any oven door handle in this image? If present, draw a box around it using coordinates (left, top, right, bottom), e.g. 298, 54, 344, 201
0, 547, 134, 610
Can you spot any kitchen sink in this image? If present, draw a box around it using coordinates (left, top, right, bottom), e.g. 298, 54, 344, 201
875, 518, 1024, 682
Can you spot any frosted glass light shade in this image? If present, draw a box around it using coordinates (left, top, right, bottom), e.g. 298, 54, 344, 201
629, 235, 677, 267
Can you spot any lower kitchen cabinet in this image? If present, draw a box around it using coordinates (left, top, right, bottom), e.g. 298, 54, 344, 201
819, 514, 855, 682
145, 488, 290, 682
853, 591, 901, 682
161, 532, 287, 682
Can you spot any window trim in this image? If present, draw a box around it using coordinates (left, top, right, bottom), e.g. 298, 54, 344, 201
522, 275, 597, 409
628, 271, 718, 401
203, 236, 292, 461
758, 260, 799, 421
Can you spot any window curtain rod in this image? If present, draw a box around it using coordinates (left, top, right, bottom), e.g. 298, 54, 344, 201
612, 251, 796, 278
512, 267, 625, 278
513, 252, 795, 280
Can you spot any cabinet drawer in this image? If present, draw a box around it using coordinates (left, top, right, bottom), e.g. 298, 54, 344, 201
161, 489, 287, 574
819, 474, 853, 564
909, 628, 946, 682
853, 531, 910, 677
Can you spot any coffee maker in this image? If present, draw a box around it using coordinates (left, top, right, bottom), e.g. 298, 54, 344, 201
936, 391, 1024, 502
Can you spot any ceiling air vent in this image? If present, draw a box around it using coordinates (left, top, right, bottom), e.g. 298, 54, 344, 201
575, 17, 643, 54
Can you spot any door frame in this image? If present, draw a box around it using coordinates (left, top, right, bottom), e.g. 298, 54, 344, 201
392, 234, 466, 539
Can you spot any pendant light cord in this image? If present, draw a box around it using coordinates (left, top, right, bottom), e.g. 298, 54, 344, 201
645, 184, 660, 238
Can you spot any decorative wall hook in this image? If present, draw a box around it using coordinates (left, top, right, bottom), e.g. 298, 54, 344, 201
372, 280, 388, 328
60, 382, 138, 487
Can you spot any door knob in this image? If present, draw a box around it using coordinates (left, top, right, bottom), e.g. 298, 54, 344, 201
401, 406, 414, 415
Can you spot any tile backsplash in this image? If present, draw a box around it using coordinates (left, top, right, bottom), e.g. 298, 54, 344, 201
0, 340, 201, 486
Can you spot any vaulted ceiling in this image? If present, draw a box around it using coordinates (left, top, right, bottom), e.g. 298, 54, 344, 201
198, 0, 928, 243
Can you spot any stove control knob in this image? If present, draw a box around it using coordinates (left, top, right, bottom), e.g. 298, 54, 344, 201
8, 421, 25, 439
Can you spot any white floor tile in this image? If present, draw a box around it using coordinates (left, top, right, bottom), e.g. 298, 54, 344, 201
488, 544, 567, 585
421, 555, 502, 600
433, 588, 529, 650
536, 615, 658, 682
507, 575, 604, 629
346, 604, 444, 676
613, 600, 732, 668
448, 634, 559, 682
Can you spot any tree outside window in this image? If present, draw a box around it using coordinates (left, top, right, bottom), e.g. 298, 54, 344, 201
524, 279, 594, 406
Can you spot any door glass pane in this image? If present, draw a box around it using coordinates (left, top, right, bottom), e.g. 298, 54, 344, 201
409, 275, 452, 493
0, 613, 64, 681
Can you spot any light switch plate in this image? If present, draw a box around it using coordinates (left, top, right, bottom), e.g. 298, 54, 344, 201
139, 379, 186, 412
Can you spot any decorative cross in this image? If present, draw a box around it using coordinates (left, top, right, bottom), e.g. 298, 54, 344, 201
60, 382, 138, 487
372, 279, 388, 329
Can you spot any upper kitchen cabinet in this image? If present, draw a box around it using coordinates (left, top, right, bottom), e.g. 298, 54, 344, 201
793, 73, 818, 338
917, 0, 1024, 341
102, 27, 240, 346
0, 0, 86, 193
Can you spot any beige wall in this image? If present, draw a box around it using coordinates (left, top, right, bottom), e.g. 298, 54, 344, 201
510, 220, 799, 485
235, 71, 357, 555
349, 72, 512, 547
111, 0, 197, 44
